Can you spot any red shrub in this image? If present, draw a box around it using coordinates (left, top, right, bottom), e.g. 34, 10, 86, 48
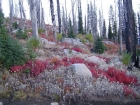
86, 61, 98, 68
69, 57, 85, 64
72, 47, 83, 53
123, 85, 137, 98
10, 65, 23, 72
106, 67, 137, 85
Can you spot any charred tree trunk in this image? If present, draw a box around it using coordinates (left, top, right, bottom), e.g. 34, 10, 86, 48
123, 0, 136, 62
50, 0, 57, 41
57, 0, 61, 33
118, 0, 123, 55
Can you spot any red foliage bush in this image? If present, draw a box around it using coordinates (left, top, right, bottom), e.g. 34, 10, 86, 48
123, 85, 137, 98
10, 65, 23, 72
10, 59, 50, 76
89, 67, 138, 85
86, 61, 98, 68
69, 57, 85, 64
72, 47, 83, 53
106, 67, 137, 85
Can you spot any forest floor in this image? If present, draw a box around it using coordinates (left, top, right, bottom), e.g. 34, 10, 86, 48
1, 38, 140, 105
1, 97, 140, 105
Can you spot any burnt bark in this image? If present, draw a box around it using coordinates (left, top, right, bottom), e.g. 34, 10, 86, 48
57, 0, 61, 33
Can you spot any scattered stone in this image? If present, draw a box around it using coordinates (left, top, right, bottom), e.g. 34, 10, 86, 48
114, 62, 123, 66
86, 56, 106, 65
11, 29, 19, 34
108, 63, 115, 67
0, 85, 6, 94
0, 102, 3, 105
41, 38, 56, 45
8, 77, 17, 85
36, 49, 45, 56
51, 102, 59, 105
72, 63, 92, 77
18, 84, 29, 90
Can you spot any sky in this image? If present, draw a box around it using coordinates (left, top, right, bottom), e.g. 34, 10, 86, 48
1, 0, 140, 25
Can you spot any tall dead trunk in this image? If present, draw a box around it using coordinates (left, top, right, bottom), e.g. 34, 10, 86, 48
123, 0, 136, 62
28, 0, 39, 38
118, 0, 123, 55
57, 0, 61, 33
50, 0, 57, 41
9, 0, 14, 33
42, 8, 47, 36
19, 0, 26, 31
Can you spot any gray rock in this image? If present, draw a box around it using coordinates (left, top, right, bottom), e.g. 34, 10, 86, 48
0, 102, 3, 105
114, 62, 123, 66
72, 63, 92, 77
0, 85, 6, 94
37, 49, 45, 56
86, 56, 106, 65
108, 63, 115, 67
11, 29, 19, 34
18, 84, 29, 90
8, 77, 17, 85
51, 102, 59, 105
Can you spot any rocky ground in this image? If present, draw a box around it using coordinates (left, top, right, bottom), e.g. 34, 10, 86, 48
0, 38, 140, 105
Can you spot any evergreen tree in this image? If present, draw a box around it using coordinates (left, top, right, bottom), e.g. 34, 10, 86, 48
78, 0, 83, 34
108, 21, 113, 40
94, 37, 105, 54
0, 10, 26, 69
102, 20, 106, 38
113, 21, 117, 41
68, 18, 75, 38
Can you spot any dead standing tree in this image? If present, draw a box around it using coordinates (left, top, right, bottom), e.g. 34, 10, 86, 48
19, 0, 26, 31
118, 0, 123, 55
123, 0, 137, 62
71, 0, 77, 36
57, 0, 61, 33
9, 0, 14, 33
50, 0, 57, 41
28, 0, 39, 38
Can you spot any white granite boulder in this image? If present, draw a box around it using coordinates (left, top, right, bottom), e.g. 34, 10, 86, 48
86, 56, 106, 65
72, 63, 92, 77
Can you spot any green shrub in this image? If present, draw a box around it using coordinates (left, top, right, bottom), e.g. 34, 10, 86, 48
136, 49, 140, 56
26, 29, 32, 33
85, 33, 93, 42
0, 11, 27, 69
0, 35, 27, 69
94, 37, 105, 54
57, 33, 62, 41
12, 21, 18, 29
76, 34, 86, 44
38, 28, 45, 34
26, 37, 40, 49
16, 29, 28, 39
122, 52, 131, 65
